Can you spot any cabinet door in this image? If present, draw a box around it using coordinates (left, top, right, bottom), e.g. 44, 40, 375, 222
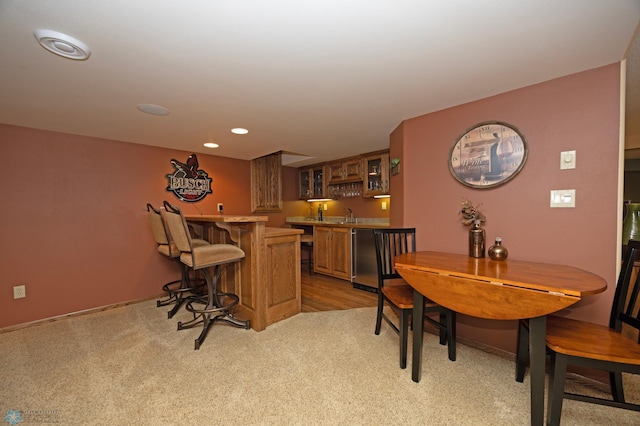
300, 166, 327, 199
299, 168, 311, 199
328, 162, 344, 183
343, 158, 363, 181
330, 227, 352, 280
313, 227, 332, 274
311, 167, 326, 198
328, 158, 363, 184
251, 152, 282, 212
363, 152, 390, 197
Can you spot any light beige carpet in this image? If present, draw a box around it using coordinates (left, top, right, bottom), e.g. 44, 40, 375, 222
0, 300, 638, 425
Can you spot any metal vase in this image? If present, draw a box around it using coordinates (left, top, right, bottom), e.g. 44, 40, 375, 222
469, 222, 486, 258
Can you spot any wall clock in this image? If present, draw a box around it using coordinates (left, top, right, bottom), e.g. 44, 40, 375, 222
448, 121, 528, 189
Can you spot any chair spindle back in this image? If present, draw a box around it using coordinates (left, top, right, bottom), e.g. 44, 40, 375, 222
373, 228, 416, 285
614, 239, 640, 342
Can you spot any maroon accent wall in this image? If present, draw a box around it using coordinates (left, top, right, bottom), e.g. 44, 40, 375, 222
0, 124, 252, 328
0, 123, 392, 328
391, 64, 621, 352
0, 63, 622, 353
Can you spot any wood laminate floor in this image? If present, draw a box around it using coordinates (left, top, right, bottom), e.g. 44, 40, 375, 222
300, 264, 378, 312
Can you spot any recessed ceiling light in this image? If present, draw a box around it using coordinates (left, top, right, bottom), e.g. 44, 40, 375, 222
136, 104, 169, 116
231, 128, 249, 135
34, 29, 91, 60
204, 142, 219, 148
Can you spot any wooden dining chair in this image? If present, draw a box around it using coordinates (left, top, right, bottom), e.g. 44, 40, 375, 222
373, 228, 456, 369
515, 239, 640, 425
146, 203, 207, 318
162, 201, 250, 349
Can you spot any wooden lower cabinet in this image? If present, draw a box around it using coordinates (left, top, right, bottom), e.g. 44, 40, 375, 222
264, 230, 302, 325
314, 226, 352, 280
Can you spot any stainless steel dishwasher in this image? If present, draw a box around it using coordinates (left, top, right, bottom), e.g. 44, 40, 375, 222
351, 228, 379, 292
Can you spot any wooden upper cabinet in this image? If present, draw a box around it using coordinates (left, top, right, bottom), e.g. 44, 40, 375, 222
251, 152, 282, 213
363, 151, 390, 197
299, 165, 327, 200
328, 157, 363, 184
298, 150, 389, 199
328, 162, 344, 182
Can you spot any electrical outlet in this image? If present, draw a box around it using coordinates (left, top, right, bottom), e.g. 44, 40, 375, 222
217, 203, 223, 213
381, 201, 387, 211
13, 285, 26, 299
323, 203, 328, 211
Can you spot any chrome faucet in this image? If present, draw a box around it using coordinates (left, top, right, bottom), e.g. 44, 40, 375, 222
344, 208, 354, 223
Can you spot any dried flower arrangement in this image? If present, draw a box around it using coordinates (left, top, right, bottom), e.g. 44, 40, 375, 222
459, 199, 486, 226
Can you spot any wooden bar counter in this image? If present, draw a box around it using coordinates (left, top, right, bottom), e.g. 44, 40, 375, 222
185, 215, 302, 331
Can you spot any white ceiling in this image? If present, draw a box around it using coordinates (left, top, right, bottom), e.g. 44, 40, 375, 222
1, 1, 639, 167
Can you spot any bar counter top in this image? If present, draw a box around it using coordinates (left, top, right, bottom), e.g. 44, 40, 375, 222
286, 218, 390, 229
184, 214, 268, 223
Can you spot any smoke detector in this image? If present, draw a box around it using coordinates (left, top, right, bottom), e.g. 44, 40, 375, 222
34, 29, 91, 60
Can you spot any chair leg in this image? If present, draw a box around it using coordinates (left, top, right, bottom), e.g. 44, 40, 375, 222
177, 309, 204, 330
438, 312, 447, 345
515, 319, 529, 382
158, 263, 205, 319
547, 351, 567, 426
178, 265, 249, 350
194, 312, 212, 350
446, 310, 457, 361
610, 371, 626, 402
166, 264, 194, 319
156, 278, 181, 307
374, 294, 384, 335
399, 308, 411, 369
203, 267, 250, 330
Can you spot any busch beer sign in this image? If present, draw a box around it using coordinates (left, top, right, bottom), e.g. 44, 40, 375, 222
166, 154, 212, 202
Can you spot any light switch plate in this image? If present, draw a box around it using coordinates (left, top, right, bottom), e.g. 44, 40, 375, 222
560, 150, 576, 169
550, 189, 576, 208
